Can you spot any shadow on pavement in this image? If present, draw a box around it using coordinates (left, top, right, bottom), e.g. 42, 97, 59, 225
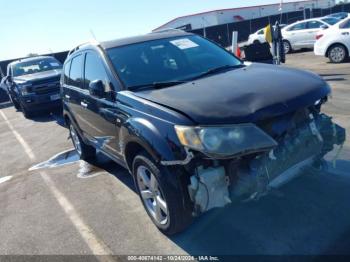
31, 146, 350, 255
169, 160, 350, 255
30, 110, 66, 127
0, 101, 13, 109
90, 156, 350, 255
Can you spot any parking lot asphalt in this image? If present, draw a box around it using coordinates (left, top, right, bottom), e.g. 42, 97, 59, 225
0, 51, 350, 257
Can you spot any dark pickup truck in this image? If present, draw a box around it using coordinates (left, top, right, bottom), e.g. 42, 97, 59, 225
3, 56, 62, 117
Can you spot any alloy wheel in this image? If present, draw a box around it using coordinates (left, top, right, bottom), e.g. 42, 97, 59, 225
329, 47, 346, 63
136, 165, 168, 226
283, 41, 291, 54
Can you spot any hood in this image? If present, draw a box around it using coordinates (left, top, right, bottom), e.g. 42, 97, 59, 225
134, 63, 330, 125
14, 69, 62, 83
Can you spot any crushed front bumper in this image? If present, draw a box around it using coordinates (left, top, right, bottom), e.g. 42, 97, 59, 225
187, 113, 346, 213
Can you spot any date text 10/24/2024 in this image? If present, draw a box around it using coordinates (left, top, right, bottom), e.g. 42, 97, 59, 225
127, 255, 220, 261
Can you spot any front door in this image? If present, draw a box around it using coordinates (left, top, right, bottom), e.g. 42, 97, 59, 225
81, 51, 120, 158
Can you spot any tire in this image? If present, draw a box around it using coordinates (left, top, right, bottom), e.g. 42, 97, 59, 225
328, 44, 348, 63
283, 40, 292, 54
10, 95, 20, 110
132, 152, 193, 235
20, 103, 33, 119
69, 122, 96, 161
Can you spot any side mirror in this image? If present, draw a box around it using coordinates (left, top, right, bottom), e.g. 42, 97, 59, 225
89, 80, 105, 98
321, 25, 329, 29
5, 75, 13, 83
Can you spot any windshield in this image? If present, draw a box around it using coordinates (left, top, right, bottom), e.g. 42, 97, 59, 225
321, 17, 340, 25
12, 57, 62, 77
107, 35, 242, 90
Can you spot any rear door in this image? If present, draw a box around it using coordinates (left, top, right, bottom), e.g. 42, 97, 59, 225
305, 20, 325, 47
81, 50, 121, 157
64, 54, 89, 135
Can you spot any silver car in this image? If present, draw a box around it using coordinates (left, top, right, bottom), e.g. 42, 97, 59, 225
282, 17, 339, 53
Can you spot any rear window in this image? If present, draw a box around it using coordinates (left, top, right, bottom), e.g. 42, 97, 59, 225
321, 17, 340, 25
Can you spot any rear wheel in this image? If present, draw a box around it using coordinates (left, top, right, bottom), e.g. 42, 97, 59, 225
328, 44, 348, 63
69, 123, 96, 160
283, 40, 292, 54
132, 152, 193, 235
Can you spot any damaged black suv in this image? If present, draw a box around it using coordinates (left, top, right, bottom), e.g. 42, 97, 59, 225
61, 31, 346, 235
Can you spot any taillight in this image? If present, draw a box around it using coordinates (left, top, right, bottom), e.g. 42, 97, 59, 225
316, 34, 323, 40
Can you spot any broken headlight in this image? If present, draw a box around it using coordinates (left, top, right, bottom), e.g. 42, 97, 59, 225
18, 82, 33, 96
175, 124, 278, 157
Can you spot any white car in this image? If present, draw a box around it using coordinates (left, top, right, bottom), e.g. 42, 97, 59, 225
247, 24, 286, 45
282, 17, 340, 54
314, 17, 350, 63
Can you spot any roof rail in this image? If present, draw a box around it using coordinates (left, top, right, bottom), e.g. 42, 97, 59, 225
68, 40, 100, 56
151, 28, 186, 34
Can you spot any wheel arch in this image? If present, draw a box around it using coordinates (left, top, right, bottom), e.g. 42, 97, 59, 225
326, 43, 349, 58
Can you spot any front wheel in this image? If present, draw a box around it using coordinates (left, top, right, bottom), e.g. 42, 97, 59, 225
132, 152, 193, 235
283, 40, 292, 54
69, 123, 96, 160
20, 103, 33, 119
9, 95, 20, 110
328, 44, 348, 63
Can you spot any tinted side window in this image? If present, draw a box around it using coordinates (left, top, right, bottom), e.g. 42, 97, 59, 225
84, 52, 110, 92
68, 55, 83, 88
289, 22, 307, 31
63, 60, 71, 84
307, 21, 324, 29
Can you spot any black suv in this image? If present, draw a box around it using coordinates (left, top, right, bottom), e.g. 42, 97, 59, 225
3, 56, 62, 117
61, 31, 345, 235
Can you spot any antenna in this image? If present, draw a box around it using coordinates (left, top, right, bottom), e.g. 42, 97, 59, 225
90, 29, 98, 41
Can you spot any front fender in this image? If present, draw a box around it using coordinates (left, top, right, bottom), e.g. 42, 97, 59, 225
121, 117, 185, 164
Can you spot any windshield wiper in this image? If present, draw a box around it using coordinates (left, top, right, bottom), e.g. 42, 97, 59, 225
191, 64, 244, 80
129, 80, 187, 91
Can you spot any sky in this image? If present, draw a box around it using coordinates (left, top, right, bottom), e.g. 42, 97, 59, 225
0, 0, 334, 60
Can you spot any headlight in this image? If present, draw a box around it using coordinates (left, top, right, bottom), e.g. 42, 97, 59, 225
18, 83, 33, 96
175, 124, 277, 157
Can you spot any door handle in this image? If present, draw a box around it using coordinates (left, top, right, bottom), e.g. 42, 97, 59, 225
81, 101, 88, 108
342, 32, 349, 35
65, 95, 70, 99
100, 108, 119, 124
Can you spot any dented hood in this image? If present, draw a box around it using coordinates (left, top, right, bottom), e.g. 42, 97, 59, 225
134, 63, 331, 124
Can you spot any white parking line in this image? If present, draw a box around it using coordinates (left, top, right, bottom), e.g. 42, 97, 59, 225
0, 176, 13, 184
0, 110, 115, 260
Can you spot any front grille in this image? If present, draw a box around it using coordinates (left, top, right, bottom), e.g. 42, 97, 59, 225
31, 75, 60, 86
31, 76, 61, 95
34, 84, 60, 95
